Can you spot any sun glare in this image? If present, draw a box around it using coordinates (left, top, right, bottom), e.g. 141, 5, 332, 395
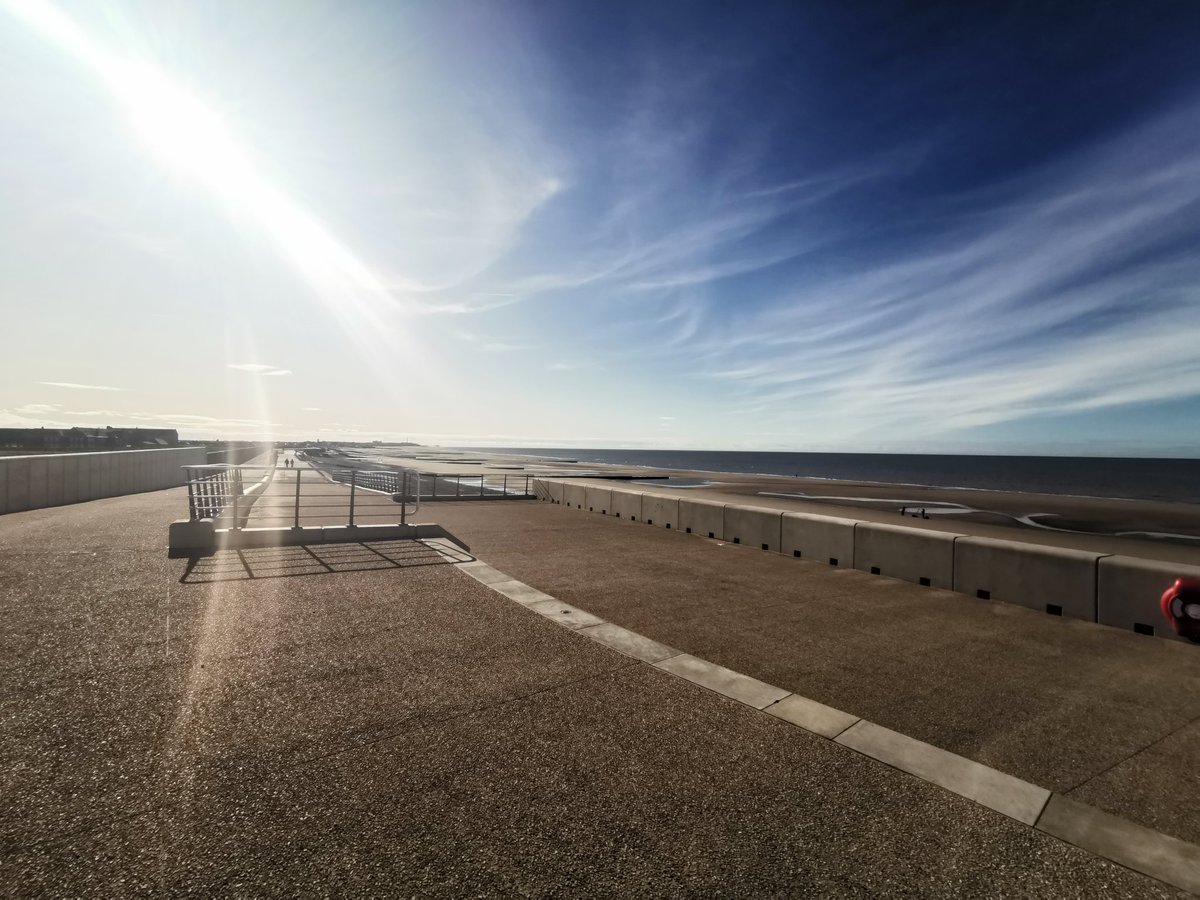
6, 0, 432, 388
117, 64, 256, 191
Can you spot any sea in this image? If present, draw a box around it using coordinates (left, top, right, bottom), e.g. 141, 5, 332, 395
464, 448, 1200, 506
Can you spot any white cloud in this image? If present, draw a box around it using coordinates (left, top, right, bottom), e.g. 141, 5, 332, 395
39, 381, 126, 391
226, 364, 292, 376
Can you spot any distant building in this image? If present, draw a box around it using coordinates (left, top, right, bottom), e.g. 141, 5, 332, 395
0, 427, 180, 452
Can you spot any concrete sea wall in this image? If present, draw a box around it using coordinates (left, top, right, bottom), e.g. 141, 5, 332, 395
0, 447, 207, 515
534, 478, 1199, 642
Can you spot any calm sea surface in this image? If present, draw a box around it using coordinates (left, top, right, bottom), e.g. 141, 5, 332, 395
464, 448, 1200, 505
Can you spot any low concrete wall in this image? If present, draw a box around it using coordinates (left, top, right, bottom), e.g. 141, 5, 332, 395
641, 493, 680, 529
535, 476, 1194, 641
0, 447, 206, 515
585, 485, 613, 515
953, 537, 1102, 621
563, 482, 586, 510
722, 505, 783, 552
854, 522, 959, 589
610, 488, 643, 521
532, 478, 564, 504
782, 512, 858, 567
1097, 557, 1200, 640
680, 498, 724, 539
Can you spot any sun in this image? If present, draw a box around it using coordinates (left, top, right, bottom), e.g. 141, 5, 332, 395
117, 65, 257, 192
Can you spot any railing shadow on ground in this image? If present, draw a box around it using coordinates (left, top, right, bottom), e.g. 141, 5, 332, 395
179, 539, 475, 584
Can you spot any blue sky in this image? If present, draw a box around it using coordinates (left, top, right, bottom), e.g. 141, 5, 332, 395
3, 0, 1200, 454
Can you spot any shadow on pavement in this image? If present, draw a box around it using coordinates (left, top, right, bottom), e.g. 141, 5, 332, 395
180, 539, 473, 583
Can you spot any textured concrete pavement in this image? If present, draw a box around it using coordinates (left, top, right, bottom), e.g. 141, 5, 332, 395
430, 499, 1200, 849
0, 488, 1189, 895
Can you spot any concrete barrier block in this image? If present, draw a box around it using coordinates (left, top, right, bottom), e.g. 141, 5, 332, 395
585, 484, 613, 514
7, 458, 30, 512
953, 537, 1102, 621
563, 482, 586, 510
28, 458, 49, 509
168, 518, 215, 557
781, 512, 858, 567
680, 498, 724, 539
531, 478, 556, 502
1097, 556, 1200, 641
119, 452, 135, 494
83, 454, 101, 500
98, 455, 114, 498
45, 456, 65, 507
641, 492, 680, 529
722, 504, 783, 551
60, 455, 80, 505
854, 522, 960, 589
610, 488, 643, 521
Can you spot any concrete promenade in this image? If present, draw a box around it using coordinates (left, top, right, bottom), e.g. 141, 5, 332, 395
430, 501, 1200, 845
2, 481, 1196, 893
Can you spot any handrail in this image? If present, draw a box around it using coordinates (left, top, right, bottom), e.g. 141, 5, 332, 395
182, 464, 534, 528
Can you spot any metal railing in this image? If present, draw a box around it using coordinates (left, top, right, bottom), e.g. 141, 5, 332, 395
183, 464, 535, 529
188, 466, 243, 520
320, 468, 536, 502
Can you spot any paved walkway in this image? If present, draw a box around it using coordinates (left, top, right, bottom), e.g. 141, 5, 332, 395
0, 488, 1190, 894
429, 499, 1200, 847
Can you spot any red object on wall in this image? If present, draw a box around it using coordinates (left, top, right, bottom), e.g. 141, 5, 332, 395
1160, 577, 1200, 642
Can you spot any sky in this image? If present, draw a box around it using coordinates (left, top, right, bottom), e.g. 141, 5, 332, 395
3, 0, 1200, 455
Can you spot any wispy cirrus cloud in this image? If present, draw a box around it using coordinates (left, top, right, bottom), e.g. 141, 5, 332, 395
39, 381, 126, 391
227, 364, 291, 376
693, 96, 1200, 440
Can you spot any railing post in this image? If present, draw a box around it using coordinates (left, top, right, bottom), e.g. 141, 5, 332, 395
348, 470, 357, 527
401, 471, 407, 526
232, 481, 240, 530
503, 474, 507, 497
456, 475, 461, 498
186, 470, 196, 520
294, 469, 302, 529
431, 474, 437, 500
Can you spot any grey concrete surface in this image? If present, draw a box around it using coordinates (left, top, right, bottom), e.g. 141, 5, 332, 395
0, 488, 1192, 895
765, 693, 861, 739
578, 622, 679, 664
836, 721, 1051, 826
429, 499, 1200, 846
1037, 794, 1200, 894
655, 653, 791, 709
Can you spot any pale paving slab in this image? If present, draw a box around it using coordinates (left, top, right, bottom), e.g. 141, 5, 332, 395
578, 623, 679, 664
655, 653, 790, 710
487, 579, 558, 606
1036, 794, 1200, 895
836, 721, 1050, 826
765, 693, 860, 739
457, 562, 512, 585
524, 599, 607, 630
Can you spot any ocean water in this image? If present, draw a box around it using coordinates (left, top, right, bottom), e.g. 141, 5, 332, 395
465, 448, 1200, 505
